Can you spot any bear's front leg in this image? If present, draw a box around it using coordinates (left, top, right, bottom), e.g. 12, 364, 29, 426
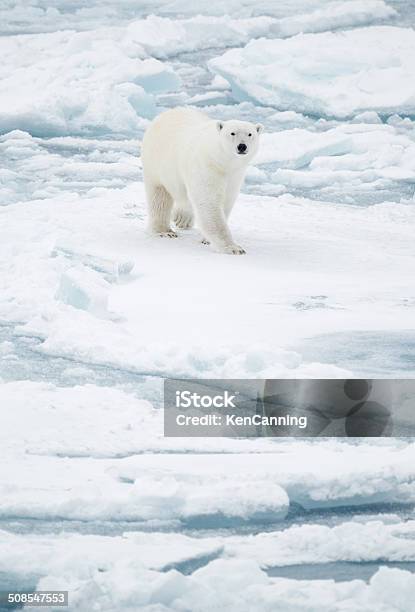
187, 182, 245, 254
196, 205, 245, 254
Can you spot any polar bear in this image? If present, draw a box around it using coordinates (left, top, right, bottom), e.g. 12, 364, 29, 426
141, 107, 263, 254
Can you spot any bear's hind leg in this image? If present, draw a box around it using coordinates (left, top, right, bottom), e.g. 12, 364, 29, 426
146, 184, 177, 238
174, 206, 194, 229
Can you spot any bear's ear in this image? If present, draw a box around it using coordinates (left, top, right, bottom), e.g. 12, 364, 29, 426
216, 121, 224, 132
255, 123, 264, 134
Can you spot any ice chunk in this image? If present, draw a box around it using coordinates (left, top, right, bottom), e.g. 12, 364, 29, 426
188, 91, 230, 106
254, 122, 415, 200
116, 442, 415, 514
0, 130, 140, 205
209, 27, 415, 118
352, 111, 383, 124
52, 243, 134, 283
55, 265, 110, 315
210, 74, 230, 90
226, 520, 415, 567
0, 530, 223, 579
258, 128, 353, 168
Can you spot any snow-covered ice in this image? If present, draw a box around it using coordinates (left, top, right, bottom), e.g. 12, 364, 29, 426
1, 0, 415, 610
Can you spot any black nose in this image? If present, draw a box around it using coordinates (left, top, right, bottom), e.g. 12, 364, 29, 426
237, 143, 247, 153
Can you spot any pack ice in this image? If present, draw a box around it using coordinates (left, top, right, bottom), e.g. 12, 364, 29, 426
1, 1, 415, 610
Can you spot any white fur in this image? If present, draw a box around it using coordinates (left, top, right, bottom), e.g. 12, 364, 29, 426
141, 107, 263, 254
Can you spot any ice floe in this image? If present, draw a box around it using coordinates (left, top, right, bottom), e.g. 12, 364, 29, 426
2, 173, 413, 377
1, 519, 415, 611
0, 531, 414, 612
209, 26, 415, 118
0, 29, 178, 136
1, 381, 414, 524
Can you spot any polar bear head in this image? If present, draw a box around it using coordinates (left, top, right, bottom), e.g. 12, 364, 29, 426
216, 119, 263, 162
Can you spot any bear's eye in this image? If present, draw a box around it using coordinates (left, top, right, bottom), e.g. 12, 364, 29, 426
230, 132, 235, 136
248, 133, 252, 137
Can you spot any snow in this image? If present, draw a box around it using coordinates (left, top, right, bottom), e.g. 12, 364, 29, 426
209, 26, 415, 118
